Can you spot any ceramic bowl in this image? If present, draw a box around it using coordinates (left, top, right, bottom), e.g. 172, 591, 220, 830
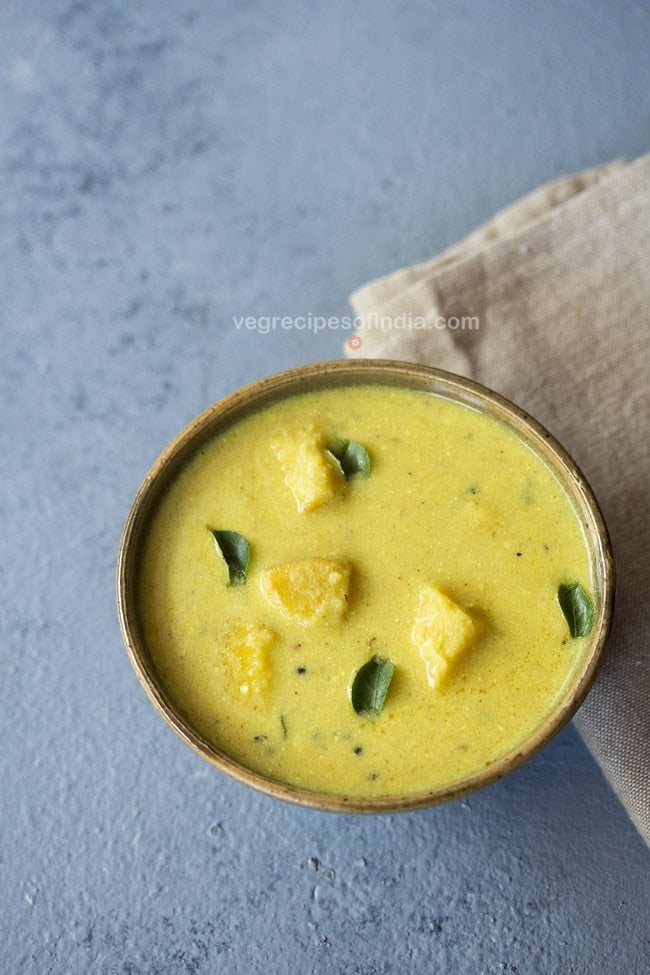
116, 360, 615, 812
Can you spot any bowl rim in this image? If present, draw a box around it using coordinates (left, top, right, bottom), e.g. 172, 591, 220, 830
116, 359, 615, 814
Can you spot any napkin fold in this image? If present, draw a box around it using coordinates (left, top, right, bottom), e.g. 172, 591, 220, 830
347, 154, 650, 844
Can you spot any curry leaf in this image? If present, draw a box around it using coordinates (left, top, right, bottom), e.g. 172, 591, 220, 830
209, 529, 250, 585
351, 655, 394, 717
558, 582, 594, 638
329, 440, 371, 479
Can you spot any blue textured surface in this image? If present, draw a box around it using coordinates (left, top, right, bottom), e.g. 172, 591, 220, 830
2, 1, 649, 972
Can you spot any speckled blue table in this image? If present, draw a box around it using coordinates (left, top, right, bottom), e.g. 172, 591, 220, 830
2, 1, 649, 972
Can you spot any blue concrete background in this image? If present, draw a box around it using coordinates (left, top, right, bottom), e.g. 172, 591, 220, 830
1, 1, 649, 972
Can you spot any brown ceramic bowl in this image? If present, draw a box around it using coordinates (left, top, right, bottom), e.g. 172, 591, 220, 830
116, 360, 615, 813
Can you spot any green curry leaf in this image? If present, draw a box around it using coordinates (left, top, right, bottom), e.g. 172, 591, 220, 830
558, 582, 594, 638
329, 440, 371, 479
351, 655, 394, 717
209, 529, 250, 585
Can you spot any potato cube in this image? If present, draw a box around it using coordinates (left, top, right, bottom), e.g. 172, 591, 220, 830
260, 558, 351, 625
221, 621, 275, 697
271, 426, 345, 513
412, 585, 476, 689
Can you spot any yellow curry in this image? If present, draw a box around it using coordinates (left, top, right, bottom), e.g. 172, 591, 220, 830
139, 385, 594, 796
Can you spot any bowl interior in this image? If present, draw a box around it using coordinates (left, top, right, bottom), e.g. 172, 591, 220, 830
117, 360, 614, 813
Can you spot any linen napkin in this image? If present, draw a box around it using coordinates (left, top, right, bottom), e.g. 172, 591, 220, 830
346, 154, 650, 844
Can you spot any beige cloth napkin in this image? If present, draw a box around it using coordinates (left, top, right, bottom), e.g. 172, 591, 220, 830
346, 154, 650, 844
